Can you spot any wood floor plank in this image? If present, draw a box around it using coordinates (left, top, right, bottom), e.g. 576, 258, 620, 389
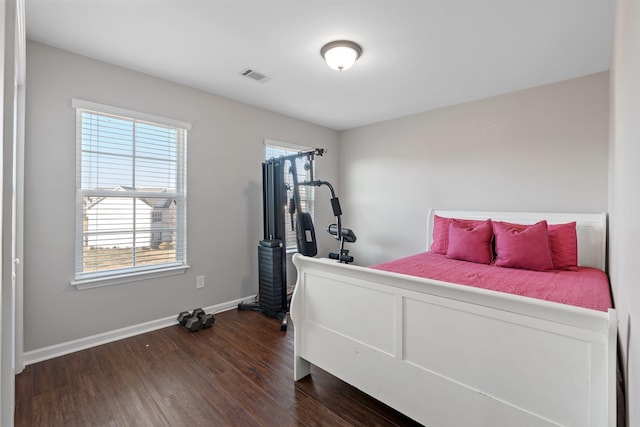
31, 386, 78, 427
155, 331, 275, 426
62, 346, 102, 376
155, 389, 229, 427
14, 365, 33, 426
31, 356, 69, 396
65, 370, 126, 426
108, 367, 171, 426
288, 387, 355, 427
15, 309, 421, 426
134, 349, 199, 402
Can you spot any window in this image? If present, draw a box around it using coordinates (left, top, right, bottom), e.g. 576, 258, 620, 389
73, 99, 190, 287
265, 140, 315, 252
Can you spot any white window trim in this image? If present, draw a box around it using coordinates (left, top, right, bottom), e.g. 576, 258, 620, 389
72, 99, 191, 289
71, 264, 190, 290
264, 138, 309, 153
71, 99, 192, 130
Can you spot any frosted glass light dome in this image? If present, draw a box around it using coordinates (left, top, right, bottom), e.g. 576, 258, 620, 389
321, 41, 362, 71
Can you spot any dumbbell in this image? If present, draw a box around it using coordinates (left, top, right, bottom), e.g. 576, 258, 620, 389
185, 308, 205, 331
177, 308, 203, 325
177, 308, 215, 332
200, 313, 215, 328
177, 311, 191, 326
177, 308, 203, 331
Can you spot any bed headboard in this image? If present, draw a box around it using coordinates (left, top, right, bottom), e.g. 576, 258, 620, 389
427, 210, 607, 271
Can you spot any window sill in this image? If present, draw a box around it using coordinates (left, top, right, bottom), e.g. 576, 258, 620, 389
71, 264, 191, 290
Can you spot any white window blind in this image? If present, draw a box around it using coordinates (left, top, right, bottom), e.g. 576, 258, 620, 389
265, 141, 315, 252
73, 99, 189, 283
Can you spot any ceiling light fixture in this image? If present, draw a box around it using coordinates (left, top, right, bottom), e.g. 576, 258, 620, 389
320, 40, 362, 71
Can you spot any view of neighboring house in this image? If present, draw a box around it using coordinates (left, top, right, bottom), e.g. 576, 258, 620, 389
84, 186, 176, 249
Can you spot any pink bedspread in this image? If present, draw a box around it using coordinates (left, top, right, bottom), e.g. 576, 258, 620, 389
371, 252, 612, 312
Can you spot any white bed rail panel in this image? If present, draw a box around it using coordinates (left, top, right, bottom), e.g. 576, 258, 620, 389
291, 255, 616, 427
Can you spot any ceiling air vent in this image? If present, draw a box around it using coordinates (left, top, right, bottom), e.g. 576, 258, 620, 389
240, 68, 269, 83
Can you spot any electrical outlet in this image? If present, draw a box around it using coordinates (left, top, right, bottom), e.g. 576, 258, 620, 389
196, 275, 205, 289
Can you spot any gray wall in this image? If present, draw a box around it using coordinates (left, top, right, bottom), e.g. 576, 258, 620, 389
338, 72, 610, 266
24, 41, 338, 352
609, 0, 639, 424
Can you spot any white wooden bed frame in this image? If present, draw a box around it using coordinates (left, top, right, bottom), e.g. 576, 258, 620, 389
290, 210, 617, 427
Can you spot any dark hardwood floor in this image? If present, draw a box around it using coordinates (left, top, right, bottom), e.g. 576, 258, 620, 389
15, 309, 421, 426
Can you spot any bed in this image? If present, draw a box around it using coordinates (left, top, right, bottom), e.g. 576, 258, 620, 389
290, 210, 617, 427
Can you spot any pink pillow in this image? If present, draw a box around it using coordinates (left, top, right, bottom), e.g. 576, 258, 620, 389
431, 215, 486, 255
431, 215, 451, 254
446, 219, 493, 264
493, 220, 555, 271
547, 222, 578, 271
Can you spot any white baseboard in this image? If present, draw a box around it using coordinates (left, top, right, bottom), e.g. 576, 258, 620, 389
22, 296, 256, 366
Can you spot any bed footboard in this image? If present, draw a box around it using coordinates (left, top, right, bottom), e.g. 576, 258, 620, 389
290, 254, 617, 427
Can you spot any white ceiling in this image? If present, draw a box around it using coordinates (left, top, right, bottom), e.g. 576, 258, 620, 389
25, 0, 615, 131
